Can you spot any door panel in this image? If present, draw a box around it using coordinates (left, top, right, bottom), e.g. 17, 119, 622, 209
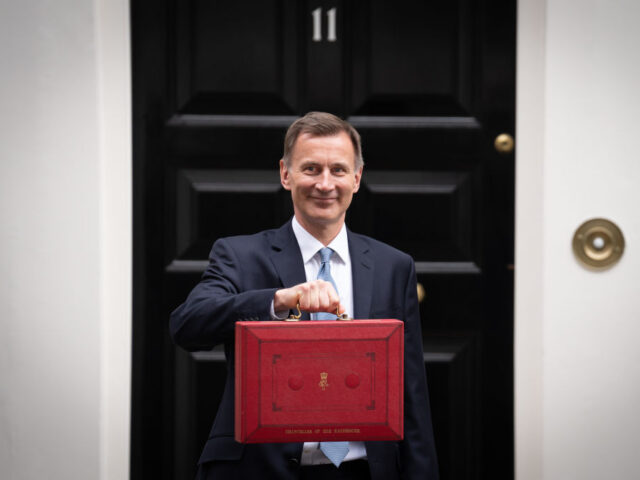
348, 170, 476, 261
350, 0, 475, 115
177, 0, 299, 114
132, 0, 515, 478
173, 169, 289, 260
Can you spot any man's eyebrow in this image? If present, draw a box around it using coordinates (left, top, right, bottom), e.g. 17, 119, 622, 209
331, 160, 351, 169
298, 160, 319, 167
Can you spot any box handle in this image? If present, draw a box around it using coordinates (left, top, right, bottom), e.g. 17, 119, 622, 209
285, 304, 352, 321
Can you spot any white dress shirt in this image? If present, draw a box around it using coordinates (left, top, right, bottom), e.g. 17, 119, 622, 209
271, 216, 367, 465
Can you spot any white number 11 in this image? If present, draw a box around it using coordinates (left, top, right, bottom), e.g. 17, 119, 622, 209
311, 7, 337, 43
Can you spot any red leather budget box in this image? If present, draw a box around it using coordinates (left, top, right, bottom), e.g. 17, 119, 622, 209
234, 319, 403, 443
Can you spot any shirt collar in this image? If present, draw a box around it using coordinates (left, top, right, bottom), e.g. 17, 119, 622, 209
291, 216, 349, 265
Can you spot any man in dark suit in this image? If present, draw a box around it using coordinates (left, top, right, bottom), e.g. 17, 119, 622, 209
170, 112, 438, 480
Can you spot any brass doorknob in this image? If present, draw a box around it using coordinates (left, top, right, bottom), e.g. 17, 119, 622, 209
572, 218, 624, 269
494, 133, 515, 154
417, 283, 425, 303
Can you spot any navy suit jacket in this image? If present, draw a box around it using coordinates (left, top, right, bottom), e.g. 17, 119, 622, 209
170, 221, 438, 480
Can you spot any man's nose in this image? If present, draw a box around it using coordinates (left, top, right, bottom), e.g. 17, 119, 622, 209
315, 170, 334, 190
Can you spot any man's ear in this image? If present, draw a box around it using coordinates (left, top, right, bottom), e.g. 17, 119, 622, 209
353, 166, 363, 193
280, 159, 291, 191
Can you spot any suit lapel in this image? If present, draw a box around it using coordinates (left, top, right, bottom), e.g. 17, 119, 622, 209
269, 221, 310, 320
348, 231, 374, 319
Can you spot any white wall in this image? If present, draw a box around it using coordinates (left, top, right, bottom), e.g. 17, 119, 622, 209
0, 1, 131, 479
516, 0, 640, 479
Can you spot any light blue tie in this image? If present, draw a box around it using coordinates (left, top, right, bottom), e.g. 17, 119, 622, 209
316, 247, 339, 320
315, 247, 350, 467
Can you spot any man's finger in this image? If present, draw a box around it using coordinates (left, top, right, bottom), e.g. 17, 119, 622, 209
318, 289, 334, 312
308, 282, 320, 311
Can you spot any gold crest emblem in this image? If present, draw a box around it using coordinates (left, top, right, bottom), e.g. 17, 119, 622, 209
318, 372, 329, 390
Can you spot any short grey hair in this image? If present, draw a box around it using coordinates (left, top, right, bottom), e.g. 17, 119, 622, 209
282, 112, 364, 169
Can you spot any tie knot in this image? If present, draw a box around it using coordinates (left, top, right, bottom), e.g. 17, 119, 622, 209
319, 247, 333, 264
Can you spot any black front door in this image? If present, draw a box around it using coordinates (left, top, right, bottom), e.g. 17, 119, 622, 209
131, 1, 515, 479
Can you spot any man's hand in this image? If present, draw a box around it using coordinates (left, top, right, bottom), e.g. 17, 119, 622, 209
273, 280, 345, 315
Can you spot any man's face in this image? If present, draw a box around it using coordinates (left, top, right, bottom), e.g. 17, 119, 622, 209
280, 131, 363, 232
